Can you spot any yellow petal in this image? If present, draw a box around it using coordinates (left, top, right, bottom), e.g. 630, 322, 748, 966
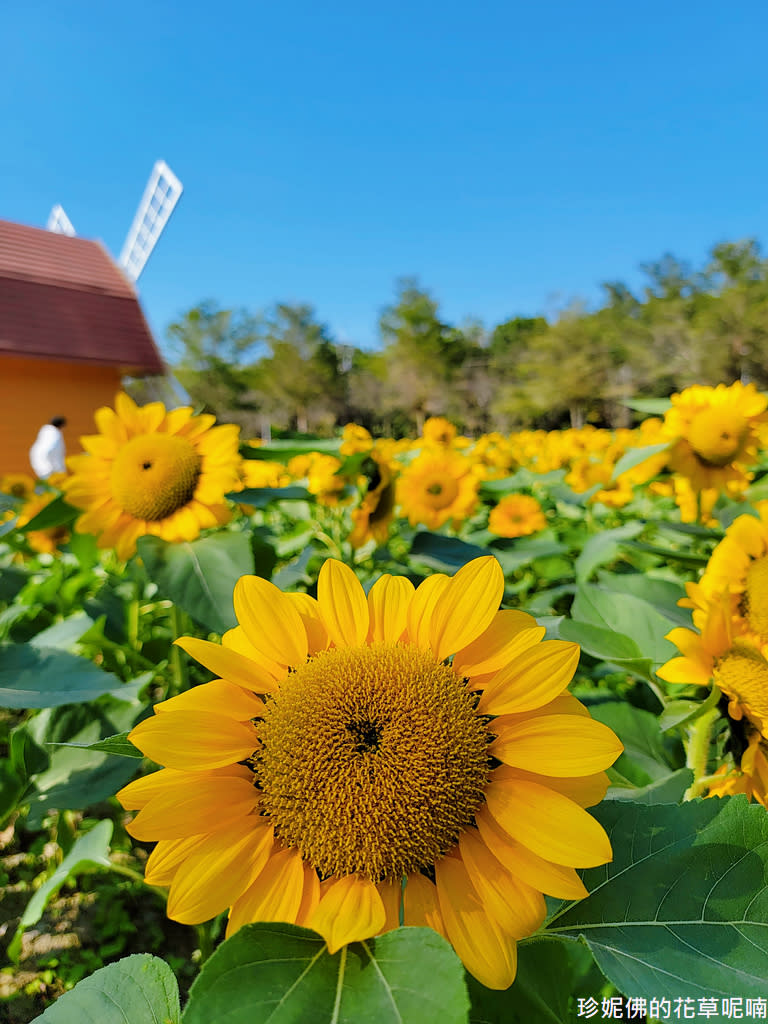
458, 829, 546, 938
308, 875, 386, 954
116, 764, 253, 811
127, 775, 259, 841
144, 836, 206, 886
454, 609, 546, 680
435, 855, 518, 990
376, 877, 403, 934
167, 817, 274, 924
174, 636, 278, 693
317, 559, 369, 648
128, 711, 257, 770
485, 777, 612, 868
222, 625, 285, 681
234, 575, 308, 667
403, 873, 447, 938
287, 592, 329, 654
429, 557, 504, 660
490, 714, 622, 776
475, 806, 588, 900
294, 863, 322, 927
367, 574, 414, 643
226, 844, 305, 938
656, 656, 712, 686
478, 641, 580, 715
407, 573, 450, 649
154, 679, 264, 720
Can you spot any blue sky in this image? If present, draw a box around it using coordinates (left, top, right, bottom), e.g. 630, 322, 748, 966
3, 0, 767, 356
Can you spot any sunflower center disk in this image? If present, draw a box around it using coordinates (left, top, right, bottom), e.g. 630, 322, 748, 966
111, 434, 202, 521
423, 476, 459, 508
254, 643, 491, 881
715, 647, 768, 724
687, 408, 748, 467
744, 556, 768, 642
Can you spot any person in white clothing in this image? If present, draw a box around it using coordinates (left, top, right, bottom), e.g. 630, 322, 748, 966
29, 416, 67, 479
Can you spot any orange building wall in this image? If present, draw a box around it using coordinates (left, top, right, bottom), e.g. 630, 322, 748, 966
0, 355, 124, 475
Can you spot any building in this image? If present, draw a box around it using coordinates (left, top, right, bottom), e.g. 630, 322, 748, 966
0, 218, 165, 474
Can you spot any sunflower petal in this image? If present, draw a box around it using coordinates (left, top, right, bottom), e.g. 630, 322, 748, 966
153, 679, 264, 720
127, 776, 259, 841
454, 609, 546, 679
308, 874, 386, 953
429, 557, 504, 660
478, 641, 580, 715
485, 777, 612, 868
458, 829, 546, 938
226, 844, 305, 938
317, 559, 369, 647
234, 575, 308, 667
367, 574, 414, 643
128, 711, 257, 770
167, 817, 274, 924
435, 854, 518, 990
490, 714, 622, 776
407, 573, 450, 648
174, 637, 278, 693
403, 873, 446, 938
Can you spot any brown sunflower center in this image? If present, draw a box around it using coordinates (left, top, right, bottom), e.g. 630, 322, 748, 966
744, 556, 768, 642
111, 434, 202, 521
687, 408, 748, 467
254, 642, 491, 881
715, 646, 768, 725
423, 476, 459, 508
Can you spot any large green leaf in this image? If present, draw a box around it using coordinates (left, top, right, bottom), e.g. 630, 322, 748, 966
9, 820, 113, 961
595, 572, 692, 628
548, 797, 768, 1000
137, 532, 255, 633
0, 644, 128, 708
574, 523, 644, 581
410, 532, 488, 571
233, 485, 314, 506
182, 923, 469, 1024
557, 619, 654, 681
588, 701, 683, 786
18, 494, 79, 532
30, 953, 180, 1023
571, 584, 678, 667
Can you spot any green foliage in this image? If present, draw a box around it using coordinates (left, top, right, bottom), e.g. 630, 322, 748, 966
183, 924, 469, 1024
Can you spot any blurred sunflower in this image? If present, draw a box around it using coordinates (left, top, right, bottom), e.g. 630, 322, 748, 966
118, 556, 620, 989
0, 473, 36, 500
16, 491, 70, 554
421, 416, 457, 447
398, 450, 480, 530
63, 393, 241, 559
662, 382, 768, 495
488, 495, 546, 537
349, 452, 397, 548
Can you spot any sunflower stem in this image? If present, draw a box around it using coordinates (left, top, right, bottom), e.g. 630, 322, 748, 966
127, 598, 140, 652
168, 603, 189, 698
683, 706, 718, 800
194, 922, 216, 965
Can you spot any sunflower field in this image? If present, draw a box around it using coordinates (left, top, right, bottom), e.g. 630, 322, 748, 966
2, 383, 768, 1024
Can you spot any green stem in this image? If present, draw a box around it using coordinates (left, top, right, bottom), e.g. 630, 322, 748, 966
127, 599, 140, 651
195, 922, 216, 966
167, 604, 189, 699
683, 706, 719, 800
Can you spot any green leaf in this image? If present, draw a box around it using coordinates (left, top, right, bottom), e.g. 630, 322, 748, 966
50, 730, 143, 758
595, 572, 692, 628
410, 531, 488, 571
620, 397, 673, 414
571, 584, 678, 667
491, 536, 569, 575
232, 485, 314, 506
0, 565, 29, 602
183, 923, 469, 1024
557, 619, 643, 662
0, 644, 127, 708
0, 760, 26, 824
18, 494, 79, 532
28, 612, 95, 650
575, 523, 644, 581
658, 686, 721, 732
605, 767, 693, 804
549, 797, 768, 1000
610, 441, 670, 480
9, 820, 113, 961
29, 953, 181, 1023
622, 539, 710, 567
137, 532, 255, 633
588, 701, 682, 784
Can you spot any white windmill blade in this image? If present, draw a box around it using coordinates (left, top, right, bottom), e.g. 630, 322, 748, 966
119, 159, 183, 284
46, 204, 76, 236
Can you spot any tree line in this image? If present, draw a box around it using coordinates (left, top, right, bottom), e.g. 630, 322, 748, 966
159, 239, 768, 437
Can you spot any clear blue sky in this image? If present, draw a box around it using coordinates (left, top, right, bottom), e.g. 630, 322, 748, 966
3, 0, 767, 356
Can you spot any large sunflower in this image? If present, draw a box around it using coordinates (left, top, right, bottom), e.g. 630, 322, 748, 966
118, 556, 621, 989
63, 393, 242, 559
398, 450, 480, 530
662, 381, 768, 494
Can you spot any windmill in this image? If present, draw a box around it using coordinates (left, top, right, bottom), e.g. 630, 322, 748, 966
46, 159, 183, 285
45, 159, 188, 404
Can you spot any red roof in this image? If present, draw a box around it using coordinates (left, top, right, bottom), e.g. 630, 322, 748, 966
0, 219, 164, 374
